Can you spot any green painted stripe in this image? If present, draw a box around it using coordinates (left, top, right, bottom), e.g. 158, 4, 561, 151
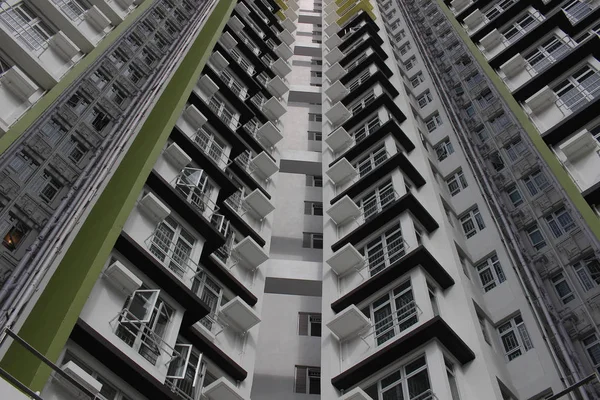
0, 0, 155, 155
0, 0, 236, 391
435, 0, 600, 240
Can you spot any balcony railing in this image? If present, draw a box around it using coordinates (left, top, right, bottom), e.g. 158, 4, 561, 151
0, 3, 51, 52
363, 236, 408, 277
525, 42, 570, 75
333, 117, 381, 158
173, 168, 220, 219
563, 0, 595, 23
145, 230, 203, 278
218, 70, 249, 100
192, 127, 230, 167
207, 97, 241, 130
555, 72, 600, 116
229, 48, 255, 75
111, 307, 181, 366
52, 0, 86, 22
361, 300, 421, 346
355, 149, 390, 179
225, 190, 249, 216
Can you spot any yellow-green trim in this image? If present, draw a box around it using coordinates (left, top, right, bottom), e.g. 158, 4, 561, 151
276, 10, 286, 20
0, 0, 236, 392
275, 0, 288, 11
0, 0, 155, 155
337, 2, 376, 25
436, 0, 600, 239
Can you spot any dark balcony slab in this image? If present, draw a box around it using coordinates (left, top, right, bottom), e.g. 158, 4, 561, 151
146, 170, 227, 254
541, 96, 600, 147
71, 319, 180, 400
331, 245, 454, 313
330, 151, 426, 205
331, 316, 475, 391
220, 201, 266, 247
331, 193, 438, 252
182, 324, 247, 382
340, 52, 393, 85
340, 36, 388, 68
341, 70, 400, 104
338, 21, 382, 53
341, 93, 406, 133
114, 232, 211, 326
582, 180, 600, 208
228, 161, 272, 200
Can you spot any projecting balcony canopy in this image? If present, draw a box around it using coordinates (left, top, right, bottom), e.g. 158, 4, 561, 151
339, 36, 388, 69
331, 193, 438, 252
266, 75, 289, 97
274, 42, 293, 60
327, 305, 371, 341
325, 22, 340, 36
326, 62, 347, 83
326, 47, 344, 65
233, 236, 269, 271
331, 245, 453, 313
284, 7, 298, 20
327, 243, 365, 276
279, 29, 295, 46
270, 58, 293, 77
331, 317, 475, 391
326, 158, 358, 185
210, 51, 230, 71
256, 120, 284, 147
326, 81, 349, 104
327, 195, 361, 225
244, 188, 275, 219
252, 151, 279, 179
326, 101, 352, 126
325, 126, 351, 153
203, 378, 249, 400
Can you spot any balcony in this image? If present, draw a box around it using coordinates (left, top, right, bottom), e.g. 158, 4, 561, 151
173, 168, 220, 219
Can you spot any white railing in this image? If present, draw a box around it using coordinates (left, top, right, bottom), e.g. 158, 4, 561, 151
563, 0, 595, 23
218, 70, 249, 100
334, 117, 382, 158
172, 168, 220, 219
229, 48, 254, 75
363, 236, 408, 277
359, 188, 399, 222
111, 307, 181, 366
51, 0, 86, 22
0, 3, 50, 52
361, 300, 421, 345
192, 128, 229, 167
349, 91, 376, 115
145, 232, 203, 278
524, 42, 570, 75
207, 97, 241, 130
555, 73, 600, 115
355, 149, 390, 179
225, 190, 249, 216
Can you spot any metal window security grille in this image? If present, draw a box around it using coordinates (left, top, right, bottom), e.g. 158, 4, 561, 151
298, 313, 322, 336
355, 145, 388, 177
0, 0, 215, 300
476, 255, 506, 292
583, 334, 600, 374
574, 258, 600, 291
554, 65, 600, 113
361, 222, 405, 276
498, 315, 533, 361
525, 36, 569, 73
0, 3, 54, 52
149, 216, 196, 277
364, 355, 432, 400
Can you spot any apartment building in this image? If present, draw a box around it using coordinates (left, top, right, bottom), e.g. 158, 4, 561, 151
0, 0, 599, 399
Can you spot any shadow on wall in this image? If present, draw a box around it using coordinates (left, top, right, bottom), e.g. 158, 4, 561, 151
270, 236, 323, 262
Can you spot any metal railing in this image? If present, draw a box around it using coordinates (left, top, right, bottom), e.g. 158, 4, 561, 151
229, 48, 254, 76
563, 0, 595, 23
111, 307, 182, 366
52, 0, 86, 23
225, 190, 249, 216
362, 236, 409, 277
361, 300, 421, 345
555, 73, 600, 115
0, 2, 51, 52
360, 188, 399, 222
218, 70, 249, 100
207, 97, 241, 130
355, 149, 390, 179
237, 30, 260, 55
172, 168, 220, 220
349, 91, 376, 115
192, 127, 230, 167
145, 232, 203, 278
524, 42, 570, 76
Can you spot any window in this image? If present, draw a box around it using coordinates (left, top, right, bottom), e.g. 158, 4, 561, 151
573, 257, 600, 291
304, 201, 323, 216
545, 207, 576, 239
67, 93, 90, 115
298, 313, 321, 337
504, 138, 527, 161
446, 170, 468, 196
87, 108, 111, 132
108, 49, 128, 69
525, 36, 569, 73
435, 139, 454, 161
306, 175, 323, 187
506, 185, 523, 207
311, 59, 322, 65
294, 366, 320, 394
307, 131, 322, 141
90, 69, 110, 89
110, 84, 128, 107
8, 151, 38, 182
310, 71, 322, 77
66, 137, 88, 164
364, 356, 430, 400
502, 13, 538, 44
1, 214, 30, 251
404, 55, 416, 70
308, 113, 322, 122
364, 280, 418, 346
583, 333, 600, 374
0, 4, 53, 51
526, 224, 546, 250
553, 65, 600, 112
125, 64, 144, 85
523, 170, 550, 196
551, 273, 575, 304
192, 271, 223, 329
460, 207, 485, 238
359, 180, 396, 220
361, 222, 405, 276
38, 171, 62, 204
476, 255, 506, 292
149, 216, 196, 277
398, 42, 411, 55
142, 48, 158, 67
417, 90, 432, 108
498, 315, 533, 361
40, 118, 66, 145
425, 113, 443, 132
61, 352, 133, 400
489, 151, 505, 172
410, 72, 424, 88
355, 145, 387, 177
303, 232, 323, 249
489, 112, 511, 133
115, 289, 174, 365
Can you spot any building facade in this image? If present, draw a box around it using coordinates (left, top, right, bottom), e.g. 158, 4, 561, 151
0, 0, 599, 399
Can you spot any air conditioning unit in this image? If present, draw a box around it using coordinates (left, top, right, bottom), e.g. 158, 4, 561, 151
104, 260, 142, 294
